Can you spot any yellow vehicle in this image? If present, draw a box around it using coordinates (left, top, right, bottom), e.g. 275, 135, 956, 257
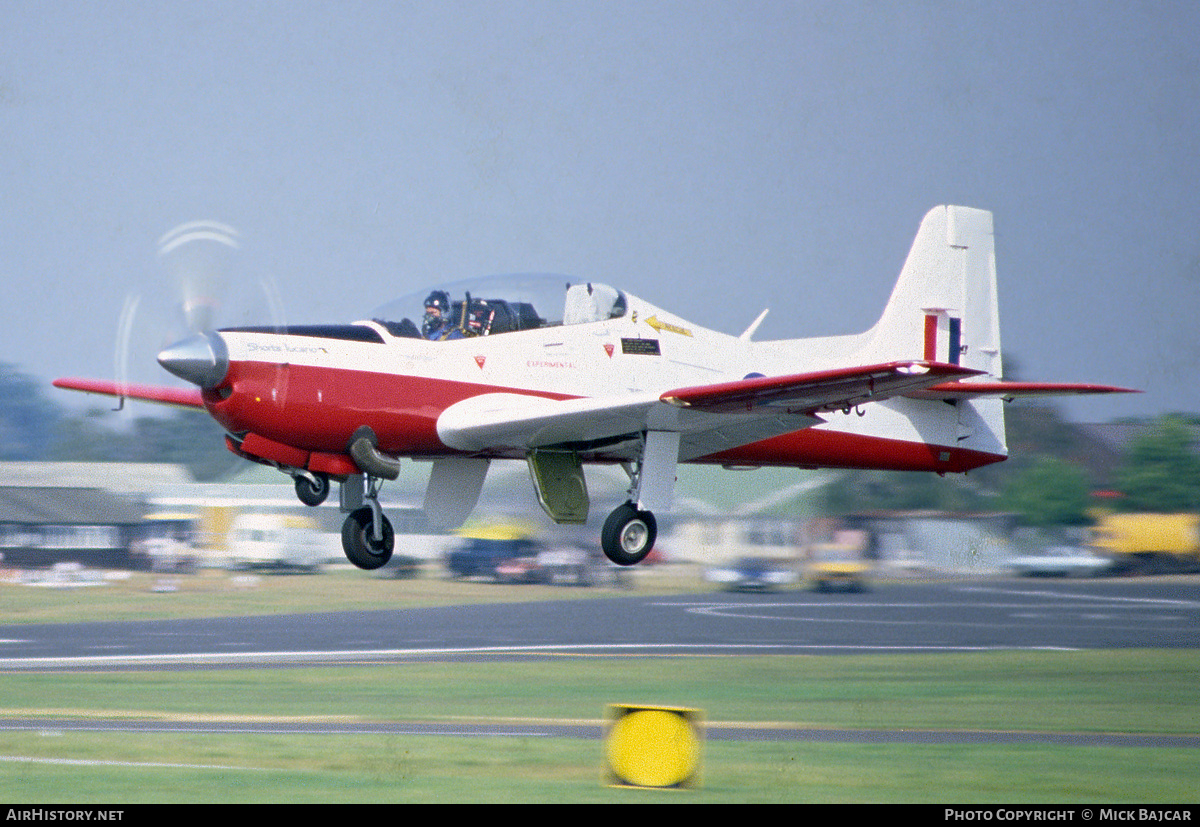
806, 544, 870, 592
1090, 513, 1200, 575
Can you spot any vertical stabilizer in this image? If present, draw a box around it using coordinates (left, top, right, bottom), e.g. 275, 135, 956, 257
867, 205, 1001, 378
865, 206, 1007, 458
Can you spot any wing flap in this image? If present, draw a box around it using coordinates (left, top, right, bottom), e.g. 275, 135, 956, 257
53, 378, 206, 410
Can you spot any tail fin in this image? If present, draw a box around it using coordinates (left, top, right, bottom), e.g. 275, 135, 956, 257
809, 206, 1132, 467
866, 205, 1002, 378
864, 206, 1008, 460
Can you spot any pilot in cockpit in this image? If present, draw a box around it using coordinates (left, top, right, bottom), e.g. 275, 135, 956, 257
422, 291, 454, 339
466, 299, 494, 337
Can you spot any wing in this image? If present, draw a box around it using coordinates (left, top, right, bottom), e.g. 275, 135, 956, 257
438, 361, 980, 461
909, 380, 1141, 401
53, 378, 206, 409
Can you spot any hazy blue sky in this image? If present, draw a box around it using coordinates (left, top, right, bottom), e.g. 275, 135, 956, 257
4, 1, 1198, 423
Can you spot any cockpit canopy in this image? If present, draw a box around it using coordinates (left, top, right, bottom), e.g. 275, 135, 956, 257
370, 274, 627, 339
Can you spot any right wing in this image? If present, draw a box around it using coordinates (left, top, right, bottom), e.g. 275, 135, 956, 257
53, 378, 206, 410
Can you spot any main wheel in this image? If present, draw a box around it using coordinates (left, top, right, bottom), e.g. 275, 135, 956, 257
341, 506, 394, 570
601, 502, 657, 566
294, 473, 330, 507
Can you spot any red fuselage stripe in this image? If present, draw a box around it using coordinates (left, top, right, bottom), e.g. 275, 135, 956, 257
204, 359, 1005, 474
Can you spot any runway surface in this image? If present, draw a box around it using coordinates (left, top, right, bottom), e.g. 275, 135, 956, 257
1, 577, 1197, 669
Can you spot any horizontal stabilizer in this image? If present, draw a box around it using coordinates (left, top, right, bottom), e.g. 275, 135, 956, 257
661, 361, 982, 412
910, 380, 1140, 401
53, 378, 206, 409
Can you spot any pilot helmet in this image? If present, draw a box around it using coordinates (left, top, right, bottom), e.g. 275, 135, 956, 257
424, 291, 450, 313
422, 290, 452, 336
466, 299, 493, 334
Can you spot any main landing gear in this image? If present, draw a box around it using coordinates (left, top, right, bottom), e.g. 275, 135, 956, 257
598, 431, 678, 567
288, 469, 392, 568
341, 503, 394, 570
325, 440, 489, 572
601, 502, 657, 566
338, 474, 394, 570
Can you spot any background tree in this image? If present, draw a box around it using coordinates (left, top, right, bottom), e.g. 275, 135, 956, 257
0, 363, 64, 459
820, 469, 992, 516
999, 457, 1092, 527
1114, 415, 1200, 512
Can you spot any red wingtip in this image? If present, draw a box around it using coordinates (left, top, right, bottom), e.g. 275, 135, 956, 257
53, 378, 206, 409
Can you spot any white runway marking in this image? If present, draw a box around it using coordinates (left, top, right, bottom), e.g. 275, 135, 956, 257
0, 641, 1078, 669
0, 754, 275, 771
956, 585, 1200, 608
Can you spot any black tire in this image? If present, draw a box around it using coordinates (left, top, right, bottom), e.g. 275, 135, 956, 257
295, 473, 330, 507
601, 503, 657, 566
341, 507, 394, 570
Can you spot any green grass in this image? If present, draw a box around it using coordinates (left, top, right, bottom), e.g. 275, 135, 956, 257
1, 651, 1197, 803
2, 733, 1194, 804
0, 566, 683, 624
3, 651, 1196, 733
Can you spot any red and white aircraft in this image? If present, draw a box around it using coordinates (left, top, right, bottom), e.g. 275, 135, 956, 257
56, 205, 1134, 569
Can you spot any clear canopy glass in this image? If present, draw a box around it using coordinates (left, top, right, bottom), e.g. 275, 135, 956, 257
369, 274, 626, 338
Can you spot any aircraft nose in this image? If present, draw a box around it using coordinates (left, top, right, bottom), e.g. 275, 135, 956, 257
157, 333, 229, 389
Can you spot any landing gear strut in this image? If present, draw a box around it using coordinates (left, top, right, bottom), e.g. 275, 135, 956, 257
339, 473, 395, 570
601, 502, 657, 566
599, 431, 676, 566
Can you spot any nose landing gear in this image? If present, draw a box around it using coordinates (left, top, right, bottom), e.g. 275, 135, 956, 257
293, 472, 331, 507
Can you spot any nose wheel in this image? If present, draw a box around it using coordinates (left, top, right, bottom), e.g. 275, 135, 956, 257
294, 472, 330, 507
601, 502, 656, 566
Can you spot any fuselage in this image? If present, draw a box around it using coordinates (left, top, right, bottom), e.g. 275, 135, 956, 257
189, 279, 1006, 478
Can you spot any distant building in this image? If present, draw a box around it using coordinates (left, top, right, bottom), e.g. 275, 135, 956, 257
0, 486, 149, 568
0, 463, 191, 569
0, 462, 192, 493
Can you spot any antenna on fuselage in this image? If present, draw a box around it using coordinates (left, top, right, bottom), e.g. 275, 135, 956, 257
739, 308, 770, 341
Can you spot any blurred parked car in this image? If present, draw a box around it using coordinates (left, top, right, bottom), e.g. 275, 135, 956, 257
1006, 546, 1111, 578
444, 521, 548, 582
537, 543, 598, 586
705, 556, 797, 592
226, 514, 326, 573
807, 544, 870, 592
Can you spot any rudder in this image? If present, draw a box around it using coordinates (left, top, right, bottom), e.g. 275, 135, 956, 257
866, 205, 1002, 378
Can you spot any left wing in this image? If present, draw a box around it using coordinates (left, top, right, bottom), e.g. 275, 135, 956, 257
53, 378, 206, 409
438, 361, 980, 459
